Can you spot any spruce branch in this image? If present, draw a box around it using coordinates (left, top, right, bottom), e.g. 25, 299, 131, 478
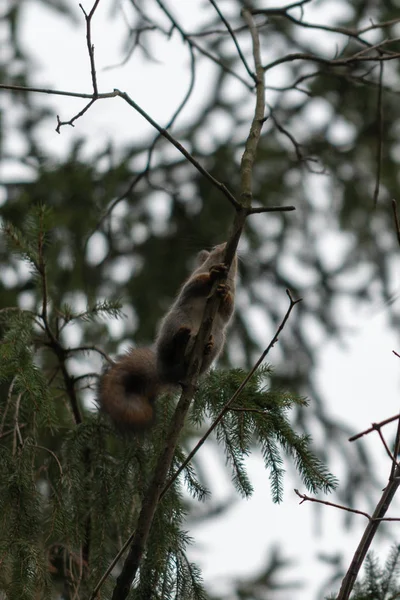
161, 290, 302, 501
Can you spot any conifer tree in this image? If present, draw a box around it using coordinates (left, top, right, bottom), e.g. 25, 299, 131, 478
3, 1, 400, 599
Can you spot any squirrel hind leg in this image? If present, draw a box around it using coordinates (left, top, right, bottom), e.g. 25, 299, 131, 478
157, 326, 192, 384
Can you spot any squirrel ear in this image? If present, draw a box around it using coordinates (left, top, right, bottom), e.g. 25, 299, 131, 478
197, 249, 210, 264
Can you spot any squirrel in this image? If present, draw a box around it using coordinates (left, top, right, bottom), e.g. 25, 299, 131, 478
97, 243, 237, 431
155, 242, 237, 385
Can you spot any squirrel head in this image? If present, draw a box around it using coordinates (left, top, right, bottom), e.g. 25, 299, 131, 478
196, 243, 238, 278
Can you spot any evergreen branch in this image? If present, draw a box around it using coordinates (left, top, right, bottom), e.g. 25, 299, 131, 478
261, 436, 285, 503
217, 418, 253, 497
32, 445, 63, 477
161, 290, 301, 500
0, 424, 26, 440
12, 392, 23, 453
69, 300, 124, 322
0, 376, 16, 436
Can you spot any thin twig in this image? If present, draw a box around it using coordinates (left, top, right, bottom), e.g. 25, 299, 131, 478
295, 489, 371, 520
295, 489, 400, 523
3, 78, 240, 209
155, 0, 253, 91
0, 83, 113, 99
79, 0, 101, 95
252, 5, 397, 51
375, 428, 399, 468
349, 413, 400, 441
208, 0, 256, 82
87, 40, 198, 239
247, 205, 296, 214
56, 99, 96, 133
0, 424, 26, 440
114, 88, 241, 210
33, 445, 63, 476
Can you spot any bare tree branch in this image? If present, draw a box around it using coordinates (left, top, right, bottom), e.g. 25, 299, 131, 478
79, 0, 101, 95
208, 0, 256, 82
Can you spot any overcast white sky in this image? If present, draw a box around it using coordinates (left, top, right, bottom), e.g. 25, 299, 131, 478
3, 1, 400, 598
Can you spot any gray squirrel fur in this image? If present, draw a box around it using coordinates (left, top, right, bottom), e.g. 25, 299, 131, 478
155, 242, 237, 384
98, 243, 237, 430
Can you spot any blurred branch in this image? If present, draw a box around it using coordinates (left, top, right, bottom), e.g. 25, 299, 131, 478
114, 88, 241, 209
154, 0, 254, 90
87, 41, 197, 240
208, 0, 256, 82
252, 5, 400, 50
263, 41, 400, 73
373, 62, 384, 206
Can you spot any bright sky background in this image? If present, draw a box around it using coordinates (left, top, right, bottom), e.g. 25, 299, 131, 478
3, 1, 400, 598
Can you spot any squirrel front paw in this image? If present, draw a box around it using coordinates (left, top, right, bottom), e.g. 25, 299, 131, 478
209, 263, 228, 281
216, 282, 230, 300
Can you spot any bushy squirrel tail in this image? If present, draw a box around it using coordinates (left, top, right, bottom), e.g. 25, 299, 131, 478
98, 347, 161, 431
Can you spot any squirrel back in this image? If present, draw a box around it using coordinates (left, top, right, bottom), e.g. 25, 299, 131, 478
98, 347, 161, 431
